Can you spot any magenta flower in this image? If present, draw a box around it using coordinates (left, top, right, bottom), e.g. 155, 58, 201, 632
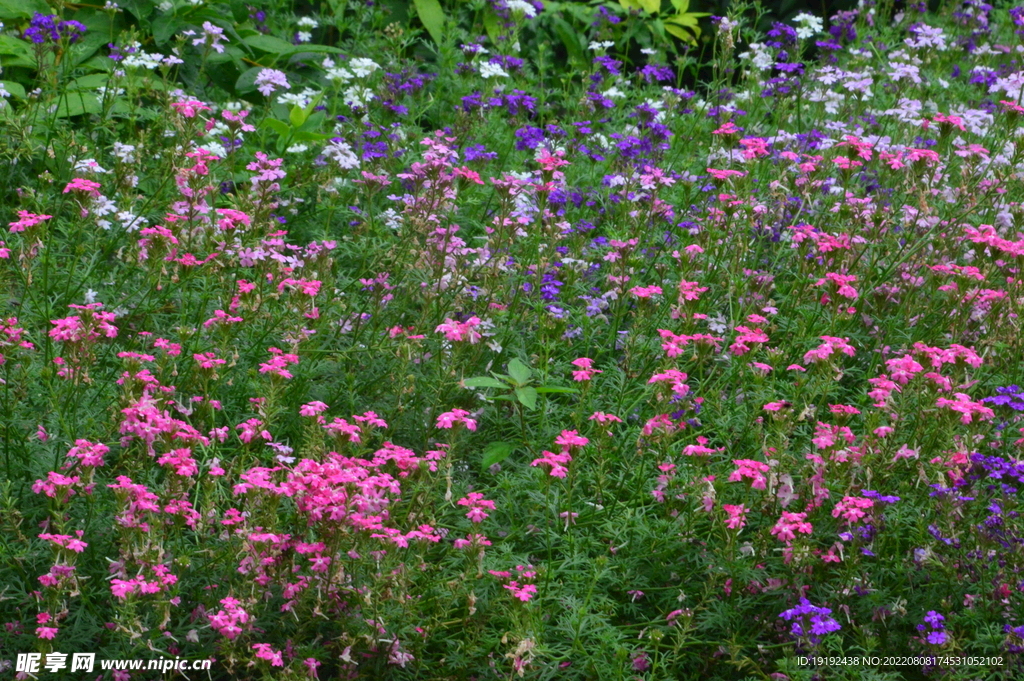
722, 504, 748, 530
435, 408, 477, 431
457, 492, 496, 523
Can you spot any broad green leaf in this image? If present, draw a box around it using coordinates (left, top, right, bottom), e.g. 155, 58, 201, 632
620, 0, 659, 14
665, 22, 696, 43
507, 358, 532, 386
481, 441, 514, 469
262, 118, 291, 138
235, 66, 263, 94
0, 35, 35, 68
54, 92, 101, 118
463, 376, 508, 389
244, 34, 296, 55
534, 386, 579, 394
670, 0, 689, 13
68, 74, 110, 91
413, 0, 446, 45
0, 0, 47, 19
289, 104, 308, 129
515, 386, 538, 410
298, 110, 326, 133
0, 80, 25, 99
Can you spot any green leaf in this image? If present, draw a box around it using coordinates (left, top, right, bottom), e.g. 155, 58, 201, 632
289, 104, 308, 129
534, 386, 579, 394
152, 15, 187, 46
481, 441, 514, 469
0, 80, 25, 99
665, 22, 696, 43
413, 0, 446, 45
483, 10, 501, 46
262, 118, 291, 138
507, 358, 532, 386
670, 0, 689, 12
515, 386, 538, 410
298, 110, 325, 133
0, 35, 35, 68
244, 34, 296, 56
54, 92, 101, 118
235, 66, 264, 94
463, 376, 508, 389
68, 74, 110, 91
550, 17, 586, 68
620, 0, 659, 14
0, 0, 47, 20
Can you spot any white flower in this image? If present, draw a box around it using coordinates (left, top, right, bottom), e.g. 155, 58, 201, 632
589, 41, 615, 51
640, 48, 657, 55
792, 12, 823, 39
200, 140, 228, 159
297, 31, 312, 43
74, 159, 109, 174
738, 42, 773, 71
286, 143, 309, 154
349, 58, 380, 78
297, 17, 319, 28
112, 143, 136, 162
323, 139, 360, 169
343, 85, 374, 108
479, 62, 509, 79
602, 86, 626, 99
507, 0, 536, 17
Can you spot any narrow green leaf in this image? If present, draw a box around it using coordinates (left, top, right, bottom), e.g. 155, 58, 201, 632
534, 386, 579, 394
413, 0, 446, 45
463, 376, 508, 389
244, 34, 296, 55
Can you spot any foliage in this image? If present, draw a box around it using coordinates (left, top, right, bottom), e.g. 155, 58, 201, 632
1, 1, 1024, 680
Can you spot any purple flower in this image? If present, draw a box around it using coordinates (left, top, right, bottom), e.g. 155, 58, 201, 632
25, 13, 86, 44
779, 598, 841, 647
255, 69, 290, 96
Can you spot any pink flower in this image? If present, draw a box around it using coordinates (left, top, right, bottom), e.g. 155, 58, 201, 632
457, 492, 496, 523
8, 211, 52, 233
435, 317, 483, 343
722, 504, 748, 530
728, 459, 770, 490
570, 357, 602, 381
729, 326, 769, 356
531, 450, 571, 478
770, 512, 813, 543
300, 401, 329, 417
252, 643, 285, 667
63, 178, 102, 195
554, 430, 588, 450
832, 496, 874, 523
436, 408, 477, 431
36, 626, 58, 640
504, 582, 538, 602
